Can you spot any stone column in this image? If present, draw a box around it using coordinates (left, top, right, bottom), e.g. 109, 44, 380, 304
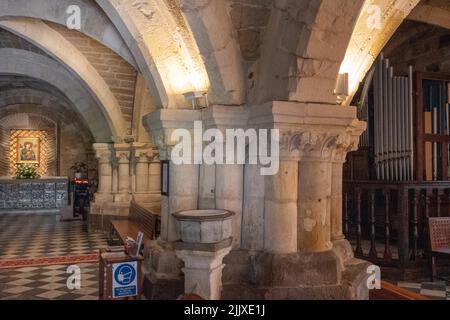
215, 164, 243, 247
331, 161, 345, 241
114, 144, 132, 203
166, 161, 199, 242
135, 156, 149, 193
204, 106, 247, 248
264, 161, 298, 253
93, 143, 113, 201
143, 109, 202, 243
297, 158, 333, 253
90, 143, 114, 228
148, 156, 161, 201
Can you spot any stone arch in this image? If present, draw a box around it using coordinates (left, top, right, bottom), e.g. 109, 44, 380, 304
0, 87, 93, 145
0, 0, 136, 66
178, 0, 246, 105
0, 48, 118, 142
407, 2, 450, 30
339, 0, 421, 105
0, 18, 127, 141
96, 0, 210, 109
252, 0, 365, 105
0, 103, 95, 176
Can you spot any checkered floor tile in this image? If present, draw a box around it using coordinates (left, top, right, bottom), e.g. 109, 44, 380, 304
398, 281, 450, 300
0, 263, 99, 300
0, 213, 108, 259
0, 213, 109, 300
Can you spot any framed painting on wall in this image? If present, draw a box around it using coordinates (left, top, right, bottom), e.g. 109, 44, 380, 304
17, 137, 40, 164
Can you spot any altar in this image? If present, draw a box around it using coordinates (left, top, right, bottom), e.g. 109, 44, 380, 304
0, 177, 69, 211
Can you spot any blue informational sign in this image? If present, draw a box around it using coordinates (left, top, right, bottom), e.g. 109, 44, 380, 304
112, 261, 137, 298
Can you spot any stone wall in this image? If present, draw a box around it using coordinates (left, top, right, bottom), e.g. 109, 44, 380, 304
0, 104, 94, 178
46, 22, 138, 123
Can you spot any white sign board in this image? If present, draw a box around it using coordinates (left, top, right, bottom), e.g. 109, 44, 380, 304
112, 261, 138, 298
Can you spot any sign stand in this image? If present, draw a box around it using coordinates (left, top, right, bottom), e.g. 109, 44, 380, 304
99, 247, 143, 300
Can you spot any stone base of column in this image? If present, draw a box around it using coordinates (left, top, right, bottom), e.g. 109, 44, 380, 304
332, 239, 356, 270
142, 240, 185, 300
221, 249, 371, 300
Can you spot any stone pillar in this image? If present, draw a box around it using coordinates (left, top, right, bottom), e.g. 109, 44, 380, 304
132, 143, 160, 205
114, 144, 132, 203
148, 158, 161, 195
215, 164, 243, 247
175, 239, 233, 300
240, 101, 370, 300
264, 161, 298, 253
298, 159, 333, 253
142, 109, 202, 300
331, 162, 345, 241
199, 163, 216, 209
143, 109, 202, 242
90, 143, 114, 229
241, 163, 264, 251
165, 162, 199, 242
93, 143, 113, 201
203, 106, 247, 248
135, 157, 149, 193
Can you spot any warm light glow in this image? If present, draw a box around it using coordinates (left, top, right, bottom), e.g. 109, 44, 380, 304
338, 0, 420, 105
9, 130, 48, 176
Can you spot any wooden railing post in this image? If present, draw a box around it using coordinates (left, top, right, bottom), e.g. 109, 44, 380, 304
437, 189, 443, 217
343, 191, 349, 237
398, 186, 409, 269
355, 187, 363, 257
369, 189, 378, 259
383, 189, 392, 262
411, 189, 420, 261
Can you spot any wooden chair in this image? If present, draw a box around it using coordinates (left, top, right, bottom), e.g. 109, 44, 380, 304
428, 217, 450, 281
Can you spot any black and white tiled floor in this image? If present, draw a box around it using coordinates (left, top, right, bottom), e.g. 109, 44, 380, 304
0, 263, 99, 300
0, 213, 108, 300
0, 213, 108, 260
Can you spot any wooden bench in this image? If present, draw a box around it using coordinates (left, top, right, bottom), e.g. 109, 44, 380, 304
428, 217, 450, 281
110, 201, 160, 245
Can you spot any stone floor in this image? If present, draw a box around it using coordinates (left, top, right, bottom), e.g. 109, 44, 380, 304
0, 263, 99, 300
0, 213, 108, 300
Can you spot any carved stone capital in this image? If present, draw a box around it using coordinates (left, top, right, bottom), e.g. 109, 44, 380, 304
143, 109, 201, 160
249, 101, 367, 162
93, 143, 113, 164
132, 143, 157, 163
114, 144, 132, 164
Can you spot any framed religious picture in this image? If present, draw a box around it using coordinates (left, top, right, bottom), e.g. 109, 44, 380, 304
17, 137, 40, 164
161, 160, 169, 196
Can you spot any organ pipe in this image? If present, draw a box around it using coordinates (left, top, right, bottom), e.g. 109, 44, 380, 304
373, 55, 414, 181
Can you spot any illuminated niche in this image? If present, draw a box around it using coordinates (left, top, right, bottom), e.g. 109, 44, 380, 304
9, 129, 49, 176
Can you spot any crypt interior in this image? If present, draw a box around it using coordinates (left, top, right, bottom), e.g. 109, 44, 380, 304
0, 0, 450, 301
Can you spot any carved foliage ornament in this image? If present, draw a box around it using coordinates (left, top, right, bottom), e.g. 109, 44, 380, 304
280, 125, 363, 161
